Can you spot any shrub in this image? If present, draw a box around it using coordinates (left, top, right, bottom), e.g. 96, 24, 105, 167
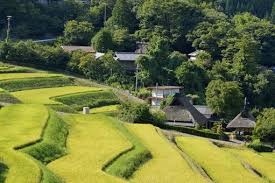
53, 90, 119, 110
150, 109, 166, 124
133, 88, 151, 100
118, 102, 151, 123
247, 139, 273, 152
0, 77, 74, 92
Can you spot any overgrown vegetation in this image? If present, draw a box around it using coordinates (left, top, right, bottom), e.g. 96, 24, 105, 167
20, 110, 69, 164
0, 163, 8, 183
0, 76, 74, 92
247, 140, 273, 152
103, 118, 152, 179
0, 89, 21, 104
53, 90, 120, 110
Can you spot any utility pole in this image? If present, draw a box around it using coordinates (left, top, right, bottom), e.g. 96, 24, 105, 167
135, 64, 139, 92
104, 3, 107, 26
6, 16, 12, 43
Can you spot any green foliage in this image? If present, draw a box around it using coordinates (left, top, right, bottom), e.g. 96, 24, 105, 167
133, 87, 151, 99
112, 29, 137, 52
176, 61, 208, 93
92, 28, 114, 52
0, 41, 70, 70
0, 89, 21, 104
0, 163, 8, 183
63, 20, 95, 46
53, 90, 120, 110
118, 102, 152, 123
247, 140, 273, 152
150, 109, 166, 124
206, 80, 243, 117
21, 110, 69, 164
47, 104, 77, 114
253, 108, 275, 143
104, 120, 151, 179
107, 0, 138, 32
160, 94, 175, 109
0, 76, 74, 92
67, 50, 87, 73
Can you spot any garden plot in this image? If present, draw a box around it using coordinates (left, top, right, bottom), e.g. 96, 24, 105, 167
225, 148, 275, 182
176, 137, 263, 183
128, 124, 207, 183
12, 86, 102, 104
47, 114, 131, 183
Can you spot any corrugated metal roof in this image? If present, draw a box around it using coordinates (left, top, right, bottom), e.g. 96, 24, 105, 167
115, 52, 144, 61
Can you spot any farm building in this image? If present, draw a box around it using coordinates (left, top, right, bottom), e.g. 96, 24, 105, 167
188, 50, 203, 61
194, 105, 214, 119
163, 94, 209, 127
226, 110, 256, 135
147, 86, 182, 107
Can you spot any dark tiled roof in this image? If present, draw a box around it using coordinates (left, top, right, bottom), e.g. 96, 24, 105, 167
163, 94, 208, 125
115, 52, 144, 61
226, 111, 256, 129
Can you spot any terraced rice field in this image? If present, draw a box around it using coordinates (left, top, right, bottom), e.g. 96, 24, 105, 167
261, 152, 275, 162
48, 114, 131, 183
128, 125, 207, 183
0, 104, 49, 183
0, 73, 61, 81
12, 86, 102, 104
225, 148, 275, 182
176, 137, 263, 183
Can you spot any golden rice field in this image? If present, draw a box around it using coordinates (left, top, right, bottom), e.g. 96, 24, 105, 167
225, 148, 275, 182
12, 86, 102, 104
47, 114, 131, 183
91, 105, 119, 114
0, 73, 61, 81
127, 124, 207, 183
176, 137, 263, 183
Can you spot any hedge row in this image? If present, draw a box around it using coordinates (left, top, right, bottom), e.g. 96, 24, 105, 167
20, 109, 69, 164
247, 140, 273, 152
53, 90, 120, 110
0, 76, 74, 92
103, 118, 152, 179
151, 122, 226, 140
0, 90, 21, 104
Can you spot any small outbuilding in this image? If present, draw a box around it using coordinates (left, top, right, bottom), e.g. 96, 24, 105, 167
226, 111, 256, 135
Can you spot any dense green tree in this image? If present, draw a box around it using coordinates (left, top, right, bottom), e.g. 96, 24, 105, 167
92, 28, 113, 52
64, 20, 95, 46
107, 0, 138, 32
254, 108, 275, 143
67, 50, 87, 73
176, 62, 208, 93
206, 79, 244, 117
112, 29, 136, 52
271, 2, 275, 23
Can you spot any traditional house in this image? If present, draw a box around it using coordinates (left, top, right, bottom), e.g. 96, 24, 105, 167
61, 46, 95, 53
163, 94, 209, 127
194, 105, 214, 119
188, 50, 203, 61
226, 111, 256, 135
147, 86, 182, 107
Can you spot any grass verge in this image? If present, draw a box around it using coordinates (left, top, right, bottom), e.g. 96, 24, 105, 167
0, 76, 74, 92
0, 89, 21, 104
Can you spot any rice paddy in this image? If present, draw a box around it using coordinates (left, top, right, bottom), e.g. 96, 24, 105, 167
0, 73, 61, 81
12, 86, 102, 104
176, 137, 263, 183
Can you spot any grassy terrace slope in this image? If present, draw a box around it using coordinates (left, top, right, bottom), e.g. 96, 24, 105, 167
0, 105, 49, 183
48, 114, 131, 183
176, 137, 263, 183
128, 125, 207, 183
225, 148, 275, 182
12, 86, 102, 104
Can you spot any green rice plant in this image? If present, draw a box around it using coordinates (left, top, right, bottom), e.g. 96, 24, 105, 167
0, 73, 62, 81
0, 89, 21, 104
128, 125, 208, 183
20, 110, 69, 164
91, 105, 119, 115
103, 117, 152, 179
12, 86, 102, 104
47, 104, 77, 113
176, 137, 263, 183
261, 153, 275, 162
48, 114, 132, 183
53, 90, 119, 110
225, 148, 275, 182
0, 76, 74, 92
